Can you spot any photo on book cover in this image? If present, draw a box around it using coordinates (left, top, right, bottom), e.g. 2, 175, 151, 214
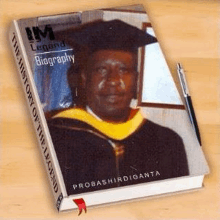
27, 5, 204, 197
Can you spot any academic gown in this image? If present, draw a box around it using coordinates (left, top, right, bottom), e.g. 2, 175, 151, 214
47, 108, 189, 195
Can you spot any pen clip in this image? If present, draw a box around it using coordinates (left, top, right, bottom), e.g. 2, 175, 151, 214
177, 63, 190, 96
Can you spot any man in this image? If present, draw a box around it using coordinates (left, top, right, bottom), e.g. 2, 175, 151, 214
47, 20, 189, 195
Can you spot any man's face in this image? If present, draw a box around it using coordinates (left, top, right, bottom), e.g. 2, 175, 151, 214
83, 49, 137, 123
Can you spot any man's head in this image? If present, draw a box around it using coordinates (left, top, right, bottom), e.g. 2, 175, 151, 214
82, 49, 138, 123
55, 19, 157, 122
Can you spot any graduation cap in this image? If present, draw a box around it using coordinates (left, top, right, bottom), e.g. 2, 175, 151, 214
55, 19, 157, 54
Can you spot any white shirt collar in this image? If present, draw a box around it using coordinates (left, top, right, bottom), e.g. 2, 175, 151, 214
86, 106, 103, 121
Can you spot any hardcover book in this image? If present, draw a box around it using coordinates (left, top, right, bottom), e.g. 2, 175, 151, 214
9, 4, 209, 212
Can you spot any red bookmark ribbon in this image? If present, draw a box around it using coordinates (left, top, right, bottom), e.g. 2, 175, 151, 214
73, 198, 87, 215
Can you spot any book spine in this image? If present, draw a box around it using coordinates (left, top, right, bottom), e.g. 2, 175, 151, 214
9, 20, 66, 211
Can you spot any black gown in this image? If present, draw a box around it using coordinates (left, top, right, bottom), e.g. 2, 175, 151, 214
47, 109, 189, 195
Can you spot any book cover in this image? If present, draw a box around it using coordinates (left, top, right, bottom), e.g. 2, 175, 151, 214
9, 4, 209, 212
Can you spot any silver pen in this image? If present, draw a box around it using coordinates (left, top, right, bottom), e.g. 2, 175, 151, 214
177, 63, 201, 145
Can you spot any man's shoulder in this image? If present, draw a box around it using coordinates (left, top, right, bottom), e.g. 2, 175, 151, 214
47, 116, 95, 138
139, 120, 183, 145
143, 120, 180, 135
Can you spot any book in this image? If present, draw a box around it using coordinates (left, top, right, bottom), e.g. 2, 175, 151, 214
9, 4, 209, 212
